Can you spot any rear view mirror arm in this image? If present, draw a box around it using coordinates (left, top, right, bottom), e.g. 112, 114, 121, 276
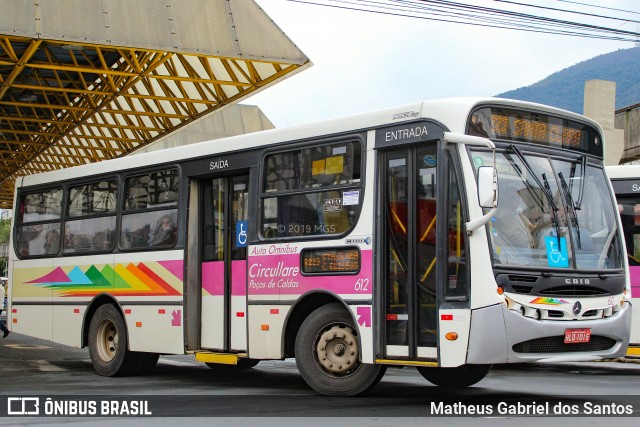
443, 132, 497, 235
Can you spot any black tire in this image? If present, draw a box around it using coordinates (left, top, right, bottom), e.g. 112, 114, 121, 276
88, 304, 139, 377
295, 303, 386, 396
205, 359, 260, 370
417, 364, 491, 388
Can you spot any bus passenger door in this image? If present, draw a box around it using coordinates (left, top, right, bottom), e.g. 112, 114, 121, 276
200, 174, 249, 351
381, 144, 439, 360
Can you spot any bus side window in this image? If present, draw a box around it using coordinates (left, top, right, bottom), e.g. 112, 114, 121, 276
121, 169, 179, 250
16, 188, 62, 258
319, 191, 350, 234
152, 215, 177, 246
44, 229, 60, 254
261, 140, 362, 239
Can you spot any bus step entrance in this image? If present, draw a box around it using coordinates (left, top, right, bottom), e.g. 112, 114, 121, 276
195, 351, 245, 365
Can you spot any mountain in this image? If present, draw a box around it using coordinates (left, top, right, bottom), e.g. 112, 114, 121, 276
496, 47, 640, 113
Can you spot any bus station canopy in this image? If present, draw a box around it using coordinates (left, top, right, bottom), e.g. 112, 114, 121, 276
0, 0, 310, 209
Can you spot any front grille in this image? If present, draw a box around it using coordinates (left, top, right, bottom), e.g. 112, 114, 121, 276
507, 275, 537, 294
546, 310, 564, 318
539, 286, 610, 296
512, 336, 616, 353
512, 285, 534, 294
508, 275, 538, 283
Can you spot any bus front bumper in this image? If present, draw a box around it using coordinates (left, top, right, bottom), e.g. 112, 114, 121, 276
466, 302, 631, 364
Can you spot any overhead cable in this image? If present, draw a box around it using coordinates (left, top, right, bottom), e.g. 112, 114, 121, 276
285, 0, 640, 42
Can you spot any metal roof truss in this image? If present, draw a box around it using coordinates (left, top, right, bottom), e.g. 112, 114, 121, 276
0, 35, 303, 208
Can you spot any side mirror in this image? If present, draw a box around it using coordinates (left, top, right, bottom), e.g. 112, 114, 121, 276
477, 166, 498, 209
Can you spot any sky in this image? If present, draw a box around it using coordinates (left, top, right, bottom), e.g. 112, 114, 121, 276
244, 0, 640, 128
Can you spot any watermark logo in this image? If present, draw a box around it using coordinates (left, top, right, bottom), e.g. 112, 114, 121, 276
7, 397, 40, 415
5, 397, 152, 416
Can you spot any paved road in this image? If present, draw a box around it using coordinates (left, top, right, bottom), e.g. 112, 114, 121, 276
1, 332, 640, 425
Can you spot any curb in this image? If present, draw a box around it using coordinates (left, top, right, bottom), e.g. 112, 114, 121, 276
619, 357, 640, 364
587, 357, 640, 364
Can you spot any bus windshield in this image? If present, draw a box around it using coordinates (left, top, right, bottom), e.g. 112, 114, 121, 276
472, 149, 623, 270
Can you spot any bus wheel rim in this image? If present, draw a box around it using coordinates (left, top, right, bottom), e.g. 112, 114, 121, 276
96, 319, 118, 362
315, 324, 359, 377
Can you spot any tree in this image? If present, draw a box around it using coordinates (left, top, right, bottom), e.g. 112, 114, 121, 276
0, 218, 10, 243
0, 218, 10, 276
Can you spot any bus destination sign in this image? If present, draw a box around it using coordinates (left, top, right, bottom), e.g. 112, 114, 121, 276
467, 106, 602, 157
301, 247, 360, 274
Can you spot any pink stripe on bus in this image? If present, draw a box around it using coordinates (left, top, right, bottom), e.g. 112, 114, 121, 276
231, 260, 247, 296
247, 250, 373, 296
158, 260, 184, 282
202, 261, 224, 296
202, 251, 372, 296
201, 260, 247, 296
630, 266, 640, 298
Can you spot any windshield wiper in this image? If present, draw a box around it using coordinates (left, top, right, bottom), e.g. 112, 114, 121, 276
558, 172, 581, 249
508, 145, 561, 246
509, 162, 545, 210
508, 145, 559, 211
542, 173, 562, 247
575, 155, 587, 210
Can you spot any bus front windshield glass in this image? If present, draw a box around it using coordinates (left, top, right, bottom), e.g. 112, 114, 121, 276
472, 149, 623, 270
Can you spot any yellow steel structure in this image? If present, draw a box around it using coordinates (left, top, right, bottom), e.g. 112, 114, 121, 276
0, 0, 310, 209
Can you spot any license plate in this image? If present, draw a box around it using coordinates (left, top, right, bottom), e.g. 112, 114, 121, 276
564, 328, 591, 344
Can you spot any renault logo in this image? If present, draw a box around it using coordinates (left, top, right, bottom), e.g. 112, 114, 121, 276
573, 301, 582, 316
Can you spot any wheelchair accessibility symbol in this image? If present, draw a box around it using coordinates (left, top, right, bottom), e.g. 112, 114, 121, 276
544, 236, 569, 268
236, 220, 248, 248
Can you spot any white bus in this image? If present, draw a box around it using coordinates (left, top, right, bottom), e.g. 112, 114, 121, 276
8, 98, 630, 396
604, 164, 640, 353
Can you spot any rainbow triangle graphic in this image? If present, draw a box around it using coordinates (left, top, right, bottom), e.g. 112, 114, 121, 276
28, 262, 182, 297
529, 297, 569, 305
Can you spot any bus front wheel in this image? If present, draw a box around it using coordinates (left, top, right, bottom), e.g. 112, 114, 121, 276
295, 303, 386, 396
88, 304, 139, 376
417, 364, 491, 388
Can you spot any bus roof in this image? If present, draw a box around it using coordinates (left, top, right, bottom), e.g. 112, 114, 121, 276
606, 164, 640, 180
16, 97, 601, 192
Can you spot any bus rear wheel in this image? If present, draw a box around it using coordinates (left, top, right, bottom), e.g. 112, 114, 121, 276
88, 304, 140, 377
417, 364, 491, 388
295, 303, 386, 396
